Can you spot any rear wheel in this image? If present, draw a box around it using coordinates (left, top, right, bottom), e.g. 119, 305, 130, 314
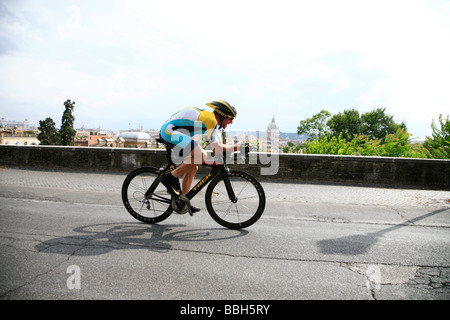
205, 171, 265, 229
121, 167, 173, 223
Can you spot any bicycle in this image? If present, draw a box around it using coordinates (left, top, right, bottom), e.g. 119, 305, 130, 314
121, 139, 266, 229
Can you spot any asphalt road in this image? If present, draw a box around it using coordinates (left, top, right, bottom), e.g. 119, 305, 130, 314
0, 167, 449, 301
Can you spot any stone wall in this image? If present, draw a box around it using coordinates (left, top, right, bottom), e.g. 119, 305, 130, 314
1, 145, 449, 190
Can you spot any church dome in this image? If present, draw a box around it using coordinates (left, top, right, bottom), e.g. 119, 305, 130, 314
267, 116, 279, 130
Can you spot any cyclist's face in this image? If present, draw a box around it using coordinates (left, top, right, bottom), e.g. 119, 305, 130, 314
221, 117, 234, 129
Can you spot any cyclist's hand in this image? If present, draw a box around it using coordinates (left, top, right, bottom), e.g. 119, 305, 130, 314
240, 143, 250, 155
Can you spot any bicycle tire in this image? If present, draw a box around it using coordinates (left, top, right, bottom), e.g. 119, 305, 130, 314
121, 167, 173, 223
205, 171, 265, 229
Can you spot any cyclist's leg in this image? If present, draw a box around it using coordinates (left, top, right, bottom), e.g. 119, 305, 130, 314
176, 143, 207, 194
180, 164, 198, 195
159, 124, 206, 195
173, 144, 206, 195
172, 144, 206, 213
159, 125, 185, 195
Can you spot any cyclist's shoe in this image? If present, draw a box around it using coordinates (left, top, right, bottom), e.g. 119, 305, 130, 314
190, 205, 201, 214
161, 173, 181, 196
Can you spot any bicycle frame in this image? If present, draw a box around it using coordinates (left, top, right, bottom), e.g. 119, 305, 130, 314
144, 148, 236, 203
122, 143, 264, 229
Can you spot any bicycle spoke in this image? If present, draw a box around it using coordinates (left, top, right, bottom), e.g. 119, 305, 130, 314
129, 182, 146, 192
122, 167, 173, 224
206, 171, 265, 229
234, 180, 250, 198
219, 201, 234, 220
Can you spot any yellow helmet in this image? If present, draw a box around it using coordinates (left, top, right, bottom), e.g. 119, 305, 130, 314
206, 100, 237, 119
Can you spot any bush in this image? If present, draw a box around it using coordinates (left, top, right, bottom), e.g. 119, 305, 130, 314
423, 115, 450, 159
302, 129, 429, 158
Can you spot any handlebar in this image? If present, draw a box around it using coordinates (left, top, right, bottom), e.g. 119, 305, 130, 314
202, 150, 248, 166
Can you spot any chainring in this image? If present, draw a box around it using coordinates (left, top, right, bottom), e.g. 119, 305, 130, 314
171, 195, 191, 214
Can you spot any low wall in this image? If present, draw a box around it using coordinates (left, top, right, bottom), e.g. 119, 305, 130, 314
0, 145, 449, 190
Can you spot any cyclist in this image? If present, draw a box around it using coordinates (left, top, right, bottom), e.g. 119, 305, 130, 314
159, 100, 242, 213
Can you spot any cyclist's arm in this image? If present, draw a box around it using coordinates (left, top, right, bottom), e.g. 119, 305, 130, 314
208, 125, 240, 155
210, 141, 240, 155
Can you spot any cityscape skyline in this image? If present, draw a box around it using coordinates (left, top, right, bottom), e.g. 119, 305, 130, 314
1, 114, 296, 136
0, 111, 432, 143
1, 113, 295, 152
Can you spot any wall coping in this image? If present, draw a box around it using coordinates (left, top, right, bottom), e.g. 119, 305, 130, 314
1, 145, 449, 190
2, 144, 448, 164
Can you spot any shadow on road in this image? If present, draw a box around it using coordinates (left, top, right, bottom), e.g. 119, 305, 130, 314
35, 222, 249, 256
316, 208, 448, 256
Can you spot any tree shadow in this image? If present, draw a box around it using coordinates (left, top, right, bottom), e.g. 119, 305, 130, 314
35, 222, 249, 256
316, 208, 448, 256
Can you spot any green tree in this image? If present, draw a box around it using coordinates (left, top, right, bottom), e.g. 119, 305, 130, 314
360, 107, 407, 140
60, 99, 76, 146
327, 109, 361, 141
326, 107, 407, 142
37, 117, 60, 145
283, 141, 302, 153
297, 109, 331, 140
423, 114, 450, 159
380, 129, 417, 158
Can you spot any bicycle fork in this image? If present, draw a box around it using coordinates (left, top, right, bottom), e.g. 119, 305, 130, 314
222, 169, 238, 203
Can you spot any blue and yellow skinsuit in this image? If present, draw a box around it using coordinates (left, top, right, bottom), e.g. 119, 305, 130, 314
159, 107, 222, 158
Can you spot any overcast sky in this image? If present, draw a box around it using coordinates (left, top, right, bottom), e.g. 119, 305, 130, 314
1, 0, 449, 139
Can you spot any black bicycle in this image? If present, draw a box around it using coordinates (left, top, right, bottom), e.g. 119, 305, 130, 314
121, 140, 266, 229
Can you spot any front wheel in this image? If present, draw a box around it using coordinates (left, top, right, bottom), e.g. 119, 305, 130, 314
122, 167, 173, 223
205, 171, 265, 229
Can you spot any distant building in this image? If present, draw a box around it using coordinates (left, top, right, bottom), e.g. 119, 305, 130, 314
74, 131, 116, 147
0, 118, 39, 145
0, 132, 39, 145
116, 131, 152, 148
267, 116, 280, 153
0, 118, 32, 130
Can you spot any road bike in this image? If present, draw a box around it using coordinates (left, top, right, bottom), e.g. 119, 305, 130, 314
121, 139, 266, 229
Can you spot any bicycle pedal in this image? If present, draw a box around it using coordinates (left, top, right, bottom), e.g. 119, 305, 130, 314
189, 205, 200, 215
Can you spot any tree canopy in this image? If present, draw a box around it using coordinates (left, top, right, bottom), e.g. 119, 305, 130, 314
298, 107, 407, 142
423, 114, 450, 159
37, 99, 76, 146
292, 108, 450, 158
37, 117, 60, 145
327, 108, 361, 141
297, 109, 331, 139
60, 99, 76, 146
